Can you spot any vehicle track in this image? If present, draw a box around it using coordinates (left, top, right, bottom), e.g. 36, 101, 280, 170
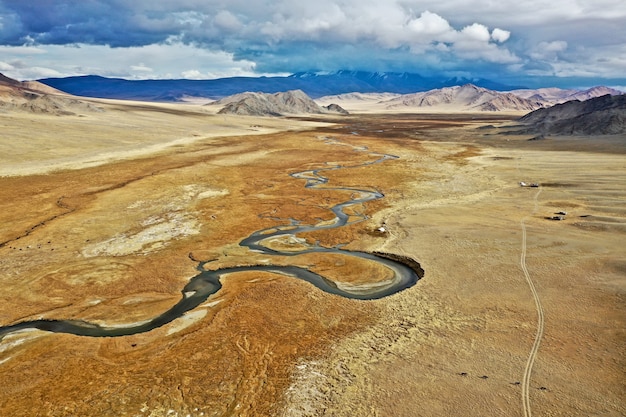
520, 187, 544, 417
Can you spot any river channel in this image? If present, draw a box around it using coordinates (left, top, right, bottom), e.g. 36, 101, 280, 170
0, 137, 422, 340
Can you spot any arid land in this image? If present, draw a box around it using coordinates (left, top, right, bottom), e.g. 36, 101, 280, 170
0, 100, 624, 416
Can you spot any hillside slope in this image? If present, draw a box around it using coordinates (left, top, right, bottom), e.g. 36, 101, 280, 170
0, 73, 102, 115
518, 94, 626, 135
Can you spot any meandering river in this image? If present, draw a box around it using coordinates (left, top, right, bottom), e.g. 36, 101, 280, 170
0, 137, 422, 340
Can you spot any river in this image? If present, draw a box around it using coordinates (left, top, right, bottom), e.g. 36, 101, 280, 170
0, 136, 422, 340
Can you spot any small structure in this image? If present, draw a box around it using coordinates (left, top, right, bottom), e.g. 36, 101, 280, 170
549, 215, 565, 221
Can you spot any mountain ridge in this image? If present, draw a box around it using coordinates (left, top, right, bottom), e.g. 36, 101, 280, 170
36, 71, 526, 102
510, 86, 624, 106
382, 84, 543, 112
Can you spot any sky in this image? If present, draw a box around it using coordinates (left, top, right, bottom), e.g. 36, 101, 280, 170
1, 0, 625, 88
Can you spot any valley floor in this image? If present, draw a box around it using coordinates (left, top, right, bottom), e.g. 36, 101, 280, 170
0, 105, 623, 416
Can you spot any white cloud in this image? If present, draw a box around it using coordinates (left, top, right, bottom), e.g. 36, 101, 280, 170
0, 43, 264, 80
130, 63, 153, 73
407, 11, 453, 38
181, 69, 203, 79
491, 28, 510, 43
460, 23, 491, 42
422, 22, 519, 64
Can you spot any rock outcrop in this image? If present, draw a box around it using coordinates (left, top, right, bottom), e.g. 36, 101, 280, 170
323, 103, 350, 114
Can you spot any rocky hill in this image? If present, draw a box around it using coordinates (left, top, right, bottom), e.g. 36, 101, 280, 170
0, 73, 102, 115
383, 84, 543, 112
215, 90, 348, 116
518, 94, 626, 135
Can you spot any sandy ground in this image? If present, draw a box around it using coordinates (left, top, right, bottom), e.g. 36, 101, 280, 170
0, 108, 623, 417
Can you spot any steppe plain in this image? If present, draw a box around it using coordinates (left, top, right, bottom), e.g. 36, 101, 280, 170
0, 97, 624, 417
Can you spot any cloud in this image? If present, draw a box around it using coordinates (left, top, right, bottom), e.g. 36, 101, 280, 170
491, 28, 510, 43
0, 43, 261, 80
530, 40, 568, 60
130, 63, 153, 73
460, 23, 491, 42
523, 40, 568, 75
0, 61, 13, 71
213, 10, 243, 32
0, 0, 625, 86
180, 69, 203, 79
407, 11, 453, 39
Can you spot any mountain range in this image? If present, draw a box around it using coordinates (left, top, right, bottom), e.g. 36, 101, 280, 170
509, 86, 624, 106
37, 71, 525, 102
2, 72, 624, 131
381, 84, 543, 112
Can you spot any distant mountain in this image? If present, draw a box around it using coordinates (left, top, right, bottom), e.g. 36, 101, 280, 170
383, 84, 543, 112
518, 94, 626, 135
37, 71, 525, 102
510, 86, 623, 106
214, 90, 347, 116
316, 92, 401, 102
566, 86, 624, 102
0, 72, 102, 115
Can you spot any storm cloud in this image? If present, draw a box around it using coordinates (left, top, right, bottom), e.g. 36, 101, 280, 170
1, 0, 625, 87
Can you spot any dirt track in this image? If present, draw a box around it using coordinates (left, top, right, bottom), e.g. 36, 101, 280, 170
0, 108, 624, 416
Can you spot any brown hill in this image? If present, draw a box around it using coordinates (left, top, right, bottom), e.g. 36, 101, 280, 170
384, 84, 543, 112
0, 73, 66, 96
518, 94, 626, 135
216, 90, 347, 116
0, 72, 101, 115
20, 80, 66, 95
